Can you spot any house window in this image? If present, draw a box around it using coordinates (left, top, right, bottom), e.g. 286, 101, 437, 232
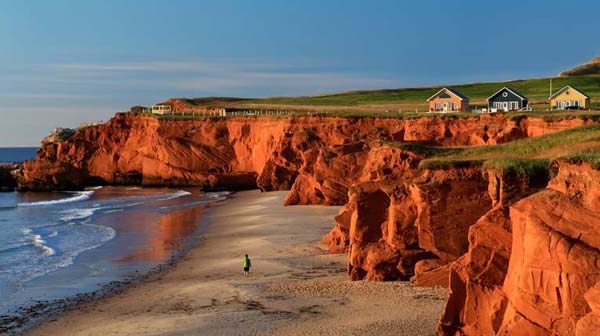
502, 92, 508, 98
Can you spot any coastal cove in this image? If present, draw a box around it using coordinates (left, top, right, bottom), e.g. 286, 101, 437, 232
13, 112, 600, 334
0, 187, 231, 334
25, 190, 447, 336
4, 2, 600, 334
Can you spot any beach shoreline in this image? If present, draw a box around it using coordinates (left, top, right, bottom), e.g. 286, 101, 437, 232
24, 190, 447, 336
0, 188, 227, 335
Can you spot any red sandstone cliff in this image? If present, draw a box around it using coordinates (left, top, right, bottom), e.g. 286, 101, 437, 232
15, 113, 590, 191
16, 112, 600, 335
320, 149, 600, 335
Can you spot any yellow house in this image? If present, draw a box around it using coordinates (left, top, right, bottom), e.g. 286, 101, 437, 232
549, 85, 590, 110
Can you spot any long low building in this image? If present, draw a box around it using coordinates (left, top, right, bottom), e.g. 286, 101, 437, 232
149, 104, 173, 115
149, 102, 226, 116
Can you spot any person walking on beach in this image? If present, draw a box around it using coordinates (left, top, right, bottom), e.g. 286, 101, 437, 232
242, 254, 252, 277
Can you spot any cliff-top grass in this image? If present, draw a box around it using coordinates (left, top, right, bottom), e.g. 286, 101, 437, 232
145, 109, 600, 123
560, 149, 600, 169
393, 125, 600, 178
182, 76, 600, 111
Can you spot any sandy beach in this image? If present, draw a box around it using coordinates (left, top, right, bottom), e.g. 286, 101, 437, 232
26, 190, 447, 336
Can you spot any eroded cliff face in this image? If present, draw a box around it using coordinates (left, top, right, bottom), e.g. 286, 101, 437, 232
340, 165, 493, 282
498, 162, 600, 335
438, 168, 550, 335
15, 113, 589, 191
16, 113, 600, 335
0, 163, 19, 192
325, 152, 600, 335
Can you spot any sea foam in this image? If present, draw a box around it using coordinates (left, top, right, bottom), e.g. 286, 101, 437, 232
18, 191, 94, 207
31, 234, 55, 256
59, 207, 98, 222
157, 190, 192, 201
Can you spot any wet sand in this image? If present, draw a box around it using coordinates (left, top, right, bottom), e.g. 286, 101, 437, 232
26, 190, 447, 336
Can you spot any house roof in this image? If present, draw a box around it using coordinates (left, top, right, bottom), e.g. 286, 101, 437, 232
549, 85, 590, 100
487, 87, 528, 101
427, 87, 469, 101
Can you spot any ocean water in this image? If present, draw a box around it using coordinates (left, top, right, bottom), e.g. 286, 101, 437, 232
0, 186, 230, 322
0, 148, 38, 163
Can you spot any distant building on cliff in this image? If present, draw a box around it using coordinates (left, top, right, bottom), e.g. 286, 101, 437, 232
549, 85, 590, 110
427, 87, 470, 112
150, 104, 173, 115
487, 87, 528, 112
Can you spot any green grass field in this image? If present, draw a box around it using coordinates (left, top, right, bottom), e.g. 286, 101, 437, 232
389, 125, 600, 179
222, 76, 600, 108
151, 74, 600, 177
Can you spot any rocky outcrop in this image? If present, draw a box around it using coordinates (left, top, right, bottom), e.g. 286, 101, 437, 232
342, 166, 493, 282
15, 113, 591, 191
496, 162, 600, 335
437, 161, 600, 335
311, 140, 600, 335
438, 168, 549, 335
0, 163, 19, 192
314, 138, 498, 282
15, 111, 600, 335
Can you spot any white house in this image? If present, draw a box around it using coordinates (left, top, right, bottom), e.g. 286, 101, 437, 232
150, 104, 172, 115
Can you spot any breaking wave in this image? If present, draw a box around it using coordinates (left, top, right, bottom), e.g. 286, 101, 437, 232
18, 191, 95, 207
31, 234, 55, 256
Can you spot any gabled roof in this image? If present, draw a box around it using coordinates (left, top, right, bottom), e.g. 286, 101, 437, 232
487, 86, 528, 102
549, 85, 590, 100
427, 87, 469, 101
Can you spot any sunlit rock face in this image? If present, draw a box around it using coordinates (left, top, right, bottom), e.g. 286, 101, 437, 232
16, 113, 587, 191
15, 111, 600, 335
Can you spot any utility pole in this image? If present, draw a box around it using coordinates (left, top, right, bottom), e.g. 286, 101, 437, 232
549, 78, 553, 111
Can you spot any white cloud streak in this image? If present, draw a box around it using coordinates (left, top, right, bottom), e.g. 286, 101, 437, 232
39, 59, 397, 95
1, 58, 399, 146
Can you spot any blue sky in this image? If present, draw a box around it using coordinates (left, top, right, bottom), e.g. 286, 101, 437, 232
1, 0, 599, 146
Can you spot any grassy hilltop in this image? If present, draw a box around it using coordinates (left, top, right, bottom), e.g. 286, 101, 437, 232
151, 69, 600, 181
242, 76, 600, 107
558, 56, 600, 77
178, 76, 600, 112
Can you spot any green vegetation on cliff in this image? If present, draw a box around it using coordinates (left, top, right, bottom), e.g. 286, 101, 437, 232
238, 76, 599, 107
558, 57, 600, 77
560, 150, 600, 169
178, 76, 600, 111
391, 125, 600, 178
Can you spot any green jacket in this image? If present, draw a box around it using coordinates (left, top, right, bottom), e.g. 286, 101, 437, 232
243, 257, 251, 268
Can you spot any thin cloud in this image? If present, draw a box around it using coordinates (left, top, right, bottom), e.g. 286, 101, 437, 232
0, 93, 91, 100
53, 61, 218, 73
149, 72, 397, 93
1, 58, 399, 146
41, 60, 398, 95
49, 60, 304, 73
